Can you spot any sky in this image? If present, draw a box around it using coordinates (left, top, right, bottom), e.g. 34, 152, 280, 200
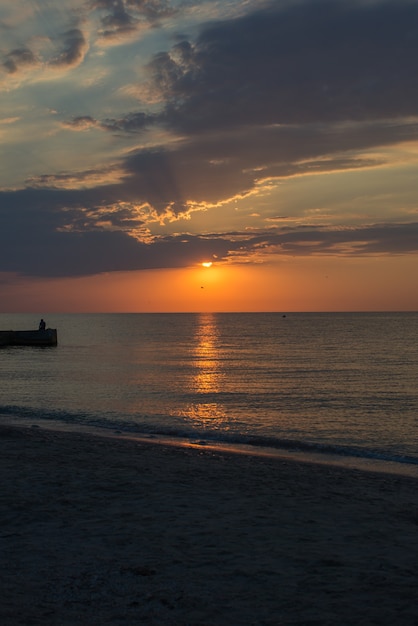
1, 0, 418, 312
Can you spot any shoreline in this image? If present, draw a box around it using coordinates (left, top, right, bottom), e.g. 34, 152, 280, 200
2, 423, 418, 624
2, 416, 418, 479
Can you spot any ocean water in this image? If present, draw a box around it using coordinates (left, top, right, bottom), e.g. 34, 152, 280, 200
1, 312, 418, 474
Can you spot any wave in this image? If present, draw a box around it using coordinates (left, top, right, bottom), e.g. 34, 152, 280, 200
1, 403, 418, 470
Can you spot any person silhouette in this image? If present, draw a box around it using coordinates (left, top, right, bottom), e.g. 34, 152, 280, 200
39, 319, 46, 331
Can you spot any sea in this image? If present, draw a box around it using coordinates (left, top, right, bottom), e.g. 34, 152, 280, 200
1, 312, 418, 476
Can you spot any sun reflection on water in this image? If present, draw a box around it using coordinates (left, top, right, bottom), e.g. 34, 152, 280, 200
185, 313, 227, 423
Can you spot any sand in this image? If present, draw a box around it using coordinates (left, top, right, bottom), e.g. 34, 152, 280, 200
1, 424, 418, 626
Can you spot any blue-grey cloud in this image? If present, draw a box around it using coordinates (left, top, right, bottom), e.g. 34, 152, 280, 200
95, 0, 137, 37
0, 188, 417, 279
50, 28, 87, 67
92, 0, 176, 38
60, 0, 418, 210
150, 0, 418, 131
62, 0, 418, 137
118, 118, 418, 212
1, 28, 88, 74
3, 47, 37, 74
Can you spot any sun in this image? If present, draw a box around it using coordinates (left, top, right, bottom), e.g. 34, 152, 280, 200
202, 262, 213, 268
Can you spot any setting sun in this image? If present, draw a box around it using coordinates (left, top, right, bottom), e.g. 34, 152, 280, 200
202, 262, 213, 268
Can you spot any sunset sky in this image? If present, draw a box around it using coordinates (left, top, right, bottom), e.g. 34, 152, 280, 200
1, 0, 418, 312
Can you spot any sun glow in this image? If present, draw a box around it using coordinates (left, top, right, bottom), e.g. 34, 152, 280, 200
202, 262, 213, 268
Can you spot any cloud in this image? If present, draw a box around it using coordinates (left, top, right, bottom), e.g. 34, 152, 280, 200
118, 118, 418, 214
26, 166, 127, 190
51, 0, 418, 138
62, 0, 418, 142
3, 47, 37, 74
0, 28, 88, 81
92, 0, 176, 39
60, 0, 418, 211
49, 28, 88, 67
0, 182, 417, 278
125, 0, 175, 21
251, 222, 418, 257
62, 116, 101, 131
64, 112, 156, 133
95, 0, 137, 38
2, 0, 418, 281
59, 113, 418, 220
146, 0, 418, 131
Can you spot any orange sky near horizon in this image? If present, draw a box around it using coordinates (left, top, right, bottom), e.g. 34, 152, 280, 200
2, 254, 417, 314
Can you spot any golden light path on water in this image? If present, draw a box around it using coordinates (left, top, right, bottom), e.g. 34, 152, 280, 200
185, 313, 227, 424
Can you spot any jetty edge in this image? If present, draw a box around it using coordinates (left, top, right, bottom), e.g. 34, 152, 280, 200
0, 328, 58, 347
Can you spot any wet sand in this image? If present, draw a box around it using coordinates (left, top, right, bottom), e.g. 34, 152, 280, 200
1, 424, 418, 625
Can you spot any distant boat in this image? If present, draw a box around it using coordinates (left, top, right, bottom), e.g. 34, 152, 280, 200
0, 328, 58, 347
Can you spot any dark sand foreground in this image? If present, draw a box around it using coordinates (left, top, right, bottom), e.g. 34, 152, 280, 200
1, 425, 418, 625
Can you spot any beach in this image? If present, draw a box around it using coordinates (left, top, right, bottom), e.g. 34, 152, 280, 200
1, 425, 418, 625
